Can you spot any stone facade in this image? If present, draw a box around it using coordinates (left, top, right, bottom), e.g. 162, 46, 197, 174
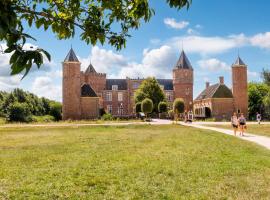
62, 48, 193, 120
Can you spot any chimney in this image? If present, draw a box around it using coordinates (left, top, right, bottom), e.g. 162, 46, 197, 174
206, 82, 210, 89
219, 76, 224, 84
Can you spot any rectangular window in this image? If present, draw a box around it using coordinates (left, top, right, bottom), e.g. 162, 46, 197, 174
107, 105, 112, 114
117, 103, 124, 115
166, 92, 171, 101
133, 82, 140, 89
112, 85, 118, 91
106, 92, 112, 101
118, 92, 123, 101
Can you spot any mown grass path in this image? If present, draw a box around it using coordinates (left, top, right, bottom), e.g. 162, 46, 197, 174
0, 125, 269, 199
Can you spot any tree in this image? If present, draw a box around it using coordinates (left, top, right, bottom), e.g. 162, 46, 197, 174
135, 77, 166, 113
173, 98, 184, 121
135, 102, 142, 113
141, 98, 153, 117
158, 101, 168, 113
49, 102, 62, 121
248, 82, 270, 119
261, 68, 270, 86
0, 0, 191, 77
7, 102, 32, 122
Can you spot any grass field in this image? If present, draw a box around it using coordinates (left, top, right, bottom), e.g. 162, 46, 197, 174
202, 124, 270, 137
0, 125, 270, 199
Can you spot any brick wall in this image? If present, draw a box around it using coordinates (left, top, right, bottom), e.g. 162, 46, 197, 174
173, 69, 193, 111
80, 97, 99, 119
62, 62, 81, 120
232, 66, 248, 117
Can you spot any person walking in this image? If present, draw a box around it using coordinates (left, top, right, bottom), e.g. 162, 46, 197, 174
238, 113, 246, 136
256, 112, 261, 124
231, 112, 238, 136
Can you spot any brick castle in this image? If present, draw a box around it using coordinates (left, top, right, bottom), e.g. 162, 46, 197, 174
62, 48, 248, 120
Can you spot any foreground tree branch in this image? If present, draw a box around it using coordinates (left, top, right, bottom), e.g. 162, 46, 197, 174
0, 0, 191, 78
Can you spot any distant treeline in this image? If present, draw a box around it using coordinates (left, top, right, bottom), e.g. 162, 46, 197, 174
0, 88, 62, 122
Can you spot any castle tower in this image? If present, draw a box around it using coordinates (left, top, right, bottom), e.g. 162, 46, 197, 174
173, 50, 194, 110
232, 56, 248, 117
62, 48, 81, 120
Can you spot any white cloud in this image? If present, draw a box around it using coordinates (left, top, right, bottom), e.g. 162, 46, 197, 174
187, 28, 199, 35
197, 58, 230, 71
250, 32, 270, 49
248, 70, 259, 78
195, 24, 202, 29
32, 76, 61, 101
164, 18, 189, 29
114, 45, 176, 79
79, 46, 127, 73
168, 34, 247, 55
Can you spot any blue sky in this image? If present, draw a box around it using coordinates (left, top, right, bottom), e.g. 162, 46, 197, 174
1, 0, 270, 101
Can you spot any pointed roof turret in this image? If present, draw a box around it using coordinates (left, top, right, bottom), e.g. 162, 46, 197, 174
233, 56, 246, 66
85, 63, 96, 73
64, 48, 79, 62
175, 50, 193, 69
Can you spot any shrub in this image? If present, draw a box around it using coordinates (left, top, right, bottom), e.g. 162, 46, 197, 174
135, 102, 142, 113
158, 101, 168, 113
141, 98, 153, 116
7, 102, 32, 122
101, 113, 113, 121
173, 98, 185, 114
168, 109, 174, 119
49, 102, 62, 121
32, 115, 55, 123
99, 108, 106, 116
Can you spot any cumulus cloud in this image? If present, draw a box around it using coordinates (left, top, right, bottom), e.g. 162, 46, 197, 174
164, 18, 189, 29
197, 58, 230, 71
187, 28, 199, 35
168, 34, 248, 55
79, 46, 127, 73
31, 76, 62, 101
113, 45, 177, 78
250, 32, 270, 49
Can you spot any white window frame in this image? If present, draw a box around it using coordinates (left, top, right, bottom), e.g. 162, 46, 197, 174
112, 85, 118, 91
106, 92, 112, 101
117, 103, 124, 115
107, 105, 112, 114
118, 92, 123, 101
166, 92, 172, 101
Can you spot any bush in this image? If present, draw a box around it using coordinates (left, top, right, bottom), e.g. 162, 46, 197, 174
101, 113, 113, 121
141, 98, 153, 116
173, 98, 185, 114
135, 102, 142, 113
7, 102, 32, 122
99, 108, 106, 116
168, 109, 174, 120
32, 115, 55, 123
158, 101, 168, 113
49, 102, 62, 121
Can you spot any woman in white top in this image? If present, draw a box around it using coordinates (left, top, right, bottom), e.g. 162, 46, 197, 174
238, 113, 246, 136
231, 112, 238, 136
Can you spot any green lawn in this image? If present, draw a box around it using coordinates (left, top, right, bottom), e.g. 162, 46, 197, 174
0, 125, 269, 199
203, 124, 270, 137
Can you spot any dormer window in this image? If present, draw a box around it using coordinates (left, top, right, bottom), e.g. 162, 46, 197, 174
112, 85, 118, 91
